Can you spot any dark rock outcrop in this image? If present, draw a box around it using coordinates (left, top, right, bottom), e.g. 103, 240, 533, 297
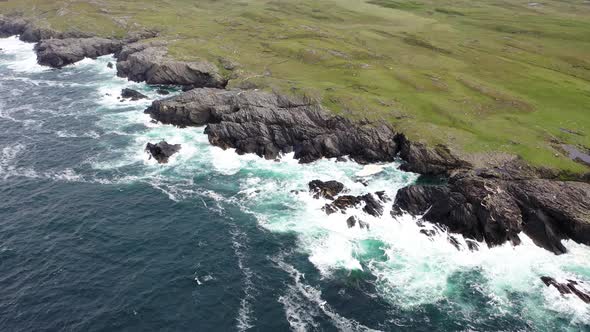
346, 216, 369, 229
156, 89, 170, 95
396, 134, 470, 176
121, 88, 147, 101
541, 277, 590, 303
0, 15, 90, 42
116, 41, 226, 89
145, 141, 181, 164
308, 180, 345, 200
0, 16, 28, 38
34, 38, 124, 68
146, 88, 399, 164
392, 168, 590, 254
324, 192, 388, 217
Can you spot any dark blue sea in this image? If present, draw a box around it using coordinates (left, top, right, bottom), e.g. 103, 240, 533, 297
0, 36, 588, 331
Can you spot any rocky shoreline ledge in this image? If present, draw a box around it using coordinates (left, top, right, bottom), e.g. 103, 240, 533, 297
2, 15, 588, 257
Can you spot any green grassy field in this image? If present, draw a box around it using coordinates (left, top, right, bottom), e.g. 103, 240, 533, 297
2, 0, 590, 174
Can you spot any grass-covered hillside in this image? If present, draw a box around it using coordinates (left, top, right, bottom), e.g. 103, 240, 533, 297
2, 0, 590, 174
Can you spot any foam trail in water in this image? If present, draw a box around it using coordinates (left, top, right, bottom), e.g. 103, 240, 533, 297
272, 254, 380, 332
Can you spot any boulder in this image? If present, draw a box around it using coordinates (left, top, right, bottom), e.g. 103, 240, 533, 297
116, 41, 226, 89
35, 37, 124, 68
145, 141, 181, 163
145, 88, 399, 164
121, 88, 147, 101
308, 180, 345, 199
156, 89, 170, 95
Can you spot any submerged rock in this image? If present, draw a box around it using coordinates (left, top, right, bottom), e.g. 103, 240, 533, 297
156, 89, 170, 95
35, 37, 124, 68
107, 62, 114, 69
121, 88, 147, 101
145, 88, 399, 164
392, 166, 590, 255
308, 180, 345, 200
145, 141, 181, 164
541, 276, 590, 303
116, 41, 226, 89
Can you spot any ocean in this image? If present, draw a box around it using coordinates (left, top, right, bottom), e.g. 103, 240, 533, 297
0, 36, 588, 331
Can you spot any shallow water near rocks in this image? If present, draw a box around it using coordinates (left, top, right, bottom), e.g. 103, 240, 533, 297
0, 36, 589, 331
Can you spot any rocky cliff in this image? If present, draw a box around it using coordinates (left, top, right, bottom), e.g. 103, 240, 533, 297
392, 162, 590, 254
145, 88, 399, 163
115, 41, 227, 89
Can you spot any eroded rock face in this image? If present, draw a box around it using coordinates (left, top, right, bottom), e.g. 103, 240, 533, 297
541, 277, 590, 303
308, 180, 345, 200
121, 88, 147, 101
396, 134, 470, 176
0, 15, 92, 42
35, 38, 124, 68
146, 88, 399, 164
116, 41, 226, 89
145, 141, 181, 164
392, 168, 590, 254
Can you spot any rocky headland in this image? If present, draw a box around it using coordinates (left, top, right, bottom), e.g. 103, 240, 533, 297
1, 14, 588, 259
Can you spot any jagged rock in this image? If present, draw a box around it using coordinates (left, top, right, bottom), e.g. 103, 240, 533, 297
346, 216, 369, 229
392, 169, 590, 255
35, 38, 124, 68
323, 193, 386, 217
145, 141, 181, 163
116, 41, 226, 89
541, 276, 590, 303
145, 88, 399, 164
396, 134, 470, 176
121, 88, 147, 101
308, 180, 345, 200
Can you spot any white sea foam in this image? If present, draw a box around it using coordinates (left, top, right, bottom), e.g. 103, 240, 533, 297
0, 36, 47, 73
231, 228, 256, 331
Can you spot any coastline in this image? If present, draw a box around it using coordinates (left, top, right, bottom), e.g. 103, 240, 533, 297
1, 14, 589, 257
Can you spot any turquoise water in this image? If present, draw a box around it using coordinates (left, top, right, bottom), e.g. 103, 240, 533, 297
0, 36, 589, 331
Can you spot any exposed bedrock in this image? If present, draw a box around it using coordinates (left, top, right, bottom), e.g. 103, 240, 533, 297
146, 88, 400, 164
323, 192, 390, 217
35, 38, 124, 68
115, 41, 227, 89
395, 133, 471, 176
145, 141, 181, 164
0, 15, 90, 42
392, 167, 590, 255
